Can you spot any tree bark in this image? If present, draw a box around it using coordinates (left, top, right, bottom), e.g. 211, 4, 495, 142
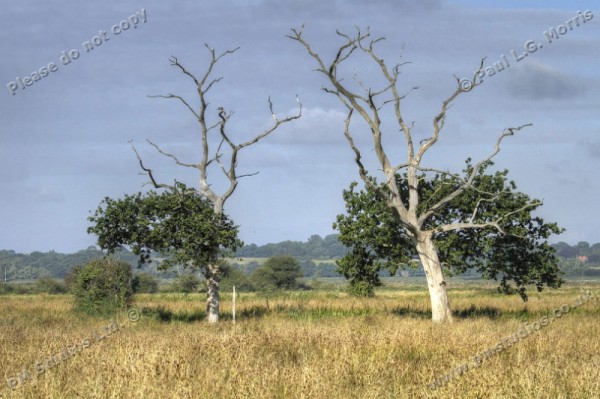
415, 233, 453, 323
205, 262, 220, 324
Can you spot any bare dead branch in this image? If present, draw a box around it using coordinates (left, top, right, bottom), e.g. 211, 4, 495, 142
129, 140, 174, 191
143, 44, 300, 214
146, 139, 200, 169
418, 124, 532, 226
169, 56, 200, 87
238, 96, 303, 150
438, 199, 541, 236
342, 108, 376, 192
147, 93, 200, 121
416, 58, 486, 164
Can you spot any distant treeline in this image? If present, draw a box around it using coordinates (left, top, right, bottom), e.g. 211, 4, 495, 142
1, 238, 598, 281
0, 247, 138, 281
236, 234, 348, 258
552, 241, 600, 277
552, 241, 600, 262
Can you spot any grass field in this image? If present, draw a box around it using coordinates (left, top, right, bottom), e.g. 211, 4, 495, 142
1, 281, 599, 398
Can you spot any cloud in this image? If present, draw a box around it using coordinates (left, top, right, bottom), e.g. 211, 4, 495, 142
270, 107, 347, 146
582, 139, 600, 159
505, 61, 589, 100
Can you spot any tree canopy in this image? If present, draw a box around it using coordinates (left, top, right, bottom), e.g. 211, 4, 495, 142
87, 183, 242, 271
252, 255, 304, 291
334, 161, 564, 300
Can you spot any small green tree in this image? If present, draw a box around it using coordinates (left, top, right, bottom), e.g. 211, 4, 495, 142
173, 274, 202, 294
132, 272, 159, 294
251, 255, 303, 291
88, 183, 242, 321
70, 258, 133, 315
220, 262, 255, 292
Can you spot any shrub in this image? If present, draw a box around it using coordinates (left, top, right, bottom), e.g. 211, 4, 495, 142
64, 265, 82, 290
251, 255, 303, 291
347, 280, 375, 297
220, 263, 255, 292
35, 277, 68, 294
0, 283, 14, 295
172, 274, 202, 294
70, 258, 133, 315
132, 272, 159, 293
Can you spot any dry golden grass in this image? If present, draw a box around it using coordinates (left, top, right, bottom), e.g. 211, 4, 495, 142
1, 282, 599, 398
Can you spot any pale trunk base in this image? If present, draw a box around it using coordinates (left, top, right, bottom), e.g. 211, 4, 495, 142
206, 264, 220, 324
416, 235, 453, 323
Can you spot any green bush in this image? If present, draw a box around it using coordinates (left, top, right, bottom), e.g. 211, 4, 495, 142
220, 263, 255, 292
0, 283, 14, 295
132, 272, 159, 293
35, 277, 68, 294
172, 274, 202, 294
70, 258, 133, 315
251, 255, 303, 291
347, 280, 375, 297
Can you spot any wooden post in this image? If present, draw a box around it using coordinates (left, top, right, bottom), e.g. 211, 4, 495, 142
232, 286, 236, 324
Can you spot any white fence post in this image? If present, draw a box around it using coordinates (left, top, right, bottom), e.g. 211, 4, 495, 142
232, 286, 236, 324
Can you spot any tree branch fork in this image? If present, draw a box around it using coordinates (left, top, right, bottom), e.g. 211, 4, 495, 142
289, 26, 534, 239
131, 44, 302, 212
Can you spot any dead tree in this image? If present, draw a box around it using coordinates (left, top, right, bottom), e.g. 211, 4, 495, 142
132, 45, 302, 323
289, 27, 538, 323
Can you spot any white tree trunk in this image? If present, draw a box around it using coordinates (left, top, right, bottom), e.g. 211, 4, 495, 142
206, 263, 220, 324
416, 234, 453, 323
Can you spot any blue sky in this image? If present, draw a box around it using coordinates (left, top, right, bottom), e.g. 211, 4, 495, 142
1, 0, 598, 253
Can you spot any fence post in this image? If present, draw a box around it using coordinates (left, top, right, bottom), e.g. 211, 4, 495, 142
232, 286, 236, 324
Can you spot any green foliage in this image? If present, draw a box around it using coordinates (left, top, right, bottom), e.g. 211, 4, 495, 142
87, 183, 243, 272
64, 264, 82, 291
334, 180, 412, 292
237, 234, 348, 258
172, 274, 202, 294
0, 247, 137, 281
70, 258, 133, 315
35, 277, 68, 294
220, 263, 255, 292
132, 272, 159, 294
334, 160, 564, 300
0, 283, 14, 295
347, 280, 375, 297
252, 255, 304, 291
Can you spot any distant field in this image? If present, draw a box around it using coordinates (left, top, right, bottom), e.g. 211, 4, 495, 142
1, 282, 599, 398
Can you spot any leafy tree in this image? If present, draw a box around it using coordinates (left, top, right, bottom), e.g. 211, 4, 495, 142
172, 273, 203, 294
290, 27, 563, 322
88, 184, 242, 313
588, 254, 600, 264
335, 164, 563, 302
576, 241, 591, 256
553, 242, 578, 258
220, 263, 255, 292
132, 272, 159, 294
252, 255, 303, 291
128, 46, 301, 323
70, 258, 133, 316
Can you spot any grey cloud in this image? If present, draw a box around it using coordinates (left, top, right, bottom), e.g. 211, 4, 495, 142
583, 140, 600, 159
505, 61, 588, 100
